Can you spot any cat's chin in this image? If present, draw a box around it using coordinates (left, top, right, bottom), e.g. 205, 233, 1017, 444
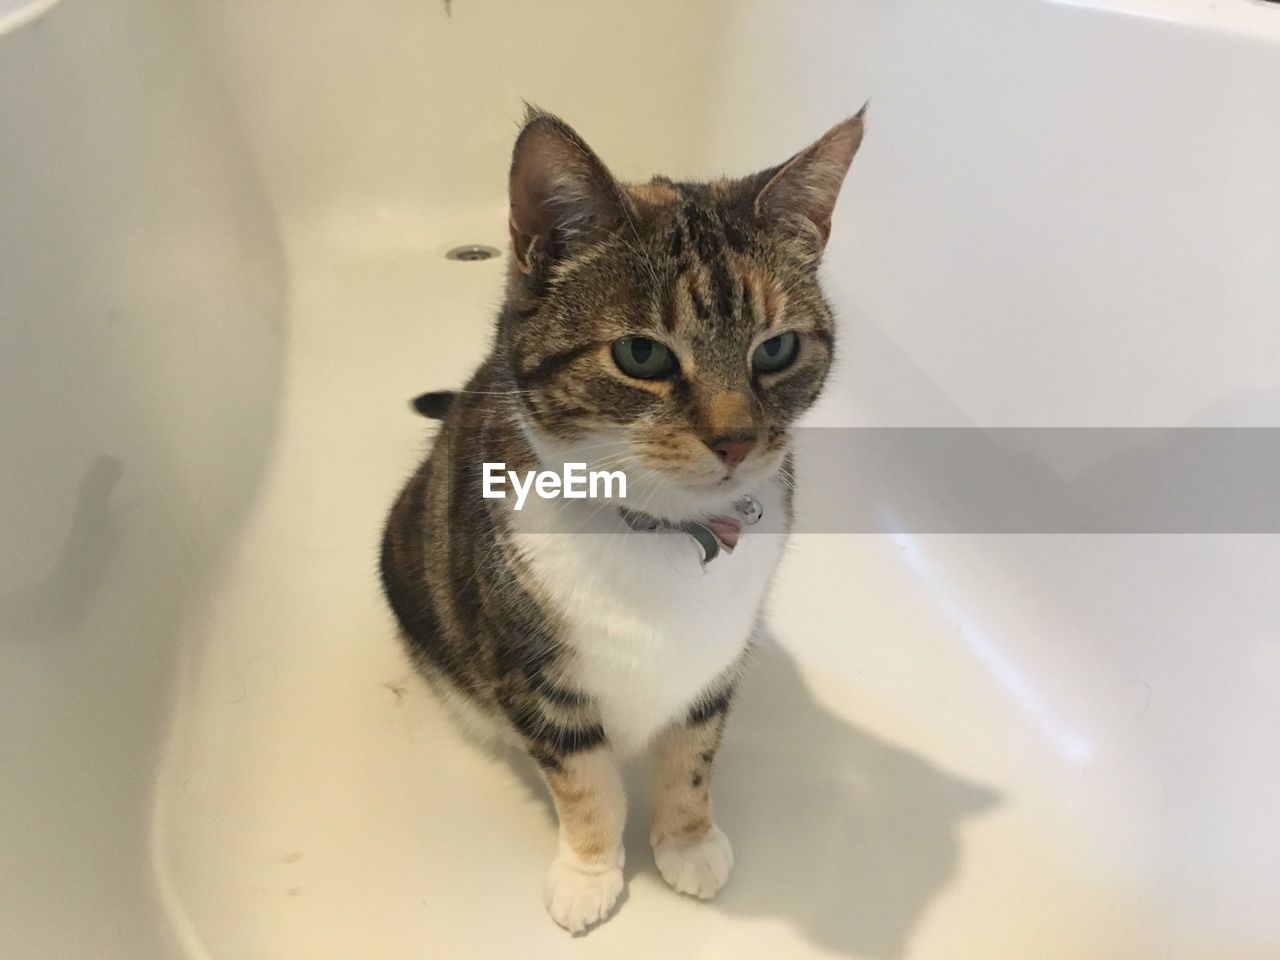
626, 459, 781, 523
645, 487, 741, 522
517, 420, 785, 522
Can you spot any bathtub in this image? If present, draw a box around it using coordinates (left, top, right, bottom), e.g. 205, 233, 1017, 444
3, 0, 1279, 957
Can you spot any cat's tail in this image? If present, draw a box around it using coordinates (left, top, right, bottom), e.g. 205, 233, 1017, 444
410, 390, 456, 420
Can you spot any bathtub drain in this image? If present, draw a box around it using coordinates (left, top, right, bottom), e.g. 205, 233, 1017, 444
446, 245, 501, 262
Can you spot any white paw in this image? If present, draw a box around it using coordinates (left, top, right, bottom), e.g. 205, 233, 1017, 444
543, 856, 624, 933
652, 824, 734, 899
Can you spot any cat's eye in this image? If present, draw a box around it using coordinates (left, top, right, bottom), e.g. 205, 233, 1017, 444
612, 336, 677, 379
751, 331, 799, 373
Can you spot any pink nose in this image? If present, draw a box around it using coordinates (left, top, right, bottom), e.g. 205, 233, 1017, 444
710, 437, 756, 470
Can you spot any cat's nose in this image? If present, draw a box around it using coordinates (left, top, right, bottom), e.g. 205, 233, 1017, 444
710, 437, 756, 471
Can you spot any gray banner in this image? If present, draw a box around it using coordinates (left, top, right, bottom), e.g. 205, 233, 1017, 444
788, 428, 1280, 533
496, 429, 1280, 533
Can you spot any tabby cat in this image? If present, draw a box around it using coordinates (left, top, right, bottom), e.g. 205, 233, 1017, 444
380, 106, 864, 932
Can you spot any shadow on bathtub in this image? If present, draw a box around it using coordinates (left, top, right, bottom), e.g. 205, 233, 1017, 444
499, 636, 1000, 958
710, 637, 999, 959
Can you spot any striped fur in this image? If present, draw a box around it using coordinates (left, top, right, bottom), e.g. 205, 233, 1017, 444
380, 106, 864, 931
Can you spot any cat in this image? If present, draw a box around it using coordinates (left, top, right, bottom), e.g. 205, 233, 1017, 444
380, 105, 864, 932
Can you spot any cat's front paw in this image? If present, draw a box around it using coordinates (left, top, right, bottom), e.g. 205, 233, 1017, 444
543, 856, 624, 933
651, 824, 733, 899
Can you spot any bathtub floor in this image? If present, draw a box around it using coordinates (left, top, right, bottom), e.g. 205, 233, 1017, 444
151, 207, 1276, 960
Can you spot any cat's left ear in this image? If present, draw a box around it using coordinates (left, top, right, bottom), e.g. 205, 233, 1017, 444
753, 107, 866, 250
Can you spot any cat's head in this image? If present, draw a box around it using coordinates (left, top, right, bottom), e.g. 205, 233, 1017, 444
502, 106, 864, 518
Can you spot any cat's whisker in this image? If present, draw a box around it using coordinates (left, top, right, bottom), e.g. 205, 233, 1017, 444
447, 388, 539, 397
555, 440, 635, 457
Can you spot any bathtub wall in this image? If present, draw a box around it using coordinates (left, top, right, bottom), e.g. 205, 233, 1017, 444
200, 0, 736, 221
202, 0, 1280, 427
4, 0, 1280, 956
0, 1, 284, 957
198, 0, 883, 231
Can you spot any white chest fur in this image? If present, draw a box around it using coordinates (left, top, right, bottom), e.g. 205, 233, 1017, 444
510, 482, 787, 755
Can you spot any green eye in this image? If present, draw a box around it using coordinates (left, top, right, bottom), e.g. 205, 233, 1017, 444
751, 331, 799, 373
612, 336, 676, 379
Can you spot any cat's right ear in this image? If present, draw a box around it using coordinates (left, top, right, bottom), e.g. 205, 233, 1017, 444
508, 107, 625, 273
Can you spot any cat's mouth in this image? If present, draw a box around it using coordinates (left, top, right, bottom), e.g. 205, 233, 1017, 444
683, 473, 745, 491
520, 422, 783, 520
675, 447, 784, 491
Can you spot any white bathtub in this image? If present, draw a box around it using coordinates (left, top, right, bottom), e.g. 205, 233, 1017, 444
3, 1, 1279, 957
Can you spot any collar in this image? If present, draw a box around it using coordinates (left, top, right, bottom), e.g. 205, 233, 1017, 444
618, 494, 764, 567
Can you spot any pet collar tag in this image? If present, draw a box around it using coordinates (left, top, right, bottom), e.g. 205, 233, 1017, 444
735, 494, 763, 525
